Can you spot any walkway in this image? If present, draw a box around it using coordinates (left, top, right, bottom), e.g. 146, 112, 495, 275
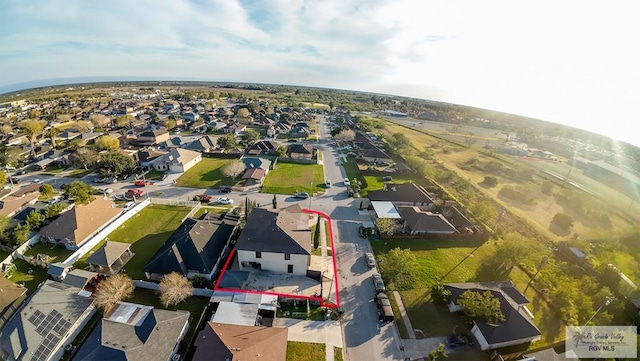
277, 318, 343, 361
392, 291, 416, 339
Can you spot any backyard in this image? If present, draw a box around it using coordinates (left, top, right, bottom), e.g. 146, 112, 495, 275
175, 157, 240, 188
75, 204, 191, 279
7, 258, 49, 296
262, 162, 325, 195
24, 242, 74, 263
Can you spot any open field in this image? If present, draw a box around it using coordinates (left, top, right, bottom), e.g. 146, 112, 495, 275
175, 158, 239, 188
286, 341, 326, 361
262, 163, 324, 195
98, 204, 191, 279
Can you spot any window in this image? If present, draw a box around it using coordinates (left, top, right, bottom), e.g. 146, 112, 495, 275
284, 253, 290, 260
287, 265, 293, 274
256, 251, 262, 259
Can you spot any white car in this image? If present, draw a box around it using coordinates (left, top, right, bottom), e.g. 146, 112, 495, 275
344, 178, 350, 186
212, 197, 234, 205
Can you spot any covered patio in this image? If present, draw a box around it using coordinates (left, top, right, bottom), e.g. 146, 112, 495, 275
86, 241, 134, 274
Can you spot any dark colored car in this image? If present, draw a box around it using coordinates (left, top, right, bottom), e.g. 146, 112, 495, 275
219, 186, 232, 193
293, 192, 309, 199
358, 225, 367, 238
445, 335, 472, 348
372, 273, 386, 293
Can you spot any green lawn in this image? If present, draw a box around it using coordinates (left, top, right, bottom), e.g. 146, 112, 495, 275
193, 205, 233, 218
175, 158, 240, 188
127, 288, 210, 357
143, 169, 167, 181
24, 243, 74, 263
286, 341, 325, 361
0, 249, 9, 261
363, 174, 416, 192
103, 204, 191, 279
67, 168, 94, 178
263, 163, 325, 195
334, 347, 344, 361
8, 259, 49, 296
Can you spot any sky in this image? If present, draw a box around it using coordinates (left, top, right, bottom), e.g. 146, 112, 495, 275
1, 0, 639, 146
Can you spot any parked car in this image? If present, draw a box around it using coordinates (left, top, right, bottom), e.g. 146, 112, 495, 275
325, 180, 331, 188
293, 192, 309, 199
375, 293, 394, 323
193, 194, 214, 203
48, 196, 64, 204
125, 189, 144, 197
212, 197, 234, 205
219, 186, 232, 193
372, 273, 386, 293
33, 179, 43, 184
358, 225, 367, 238
134, 179, 151, 186
382, 176, 393, 181
122, 201, 136, 212
97, 187, 114, 195
365, 252, 376, 268
343, 178, 350, 186
445, 334, 472, 348
346, 187, 354, 197
92, 177, 105, 183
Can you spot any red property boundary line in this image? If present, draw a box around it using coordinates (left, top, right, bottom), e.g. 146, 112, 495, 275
213, 208, 340, 309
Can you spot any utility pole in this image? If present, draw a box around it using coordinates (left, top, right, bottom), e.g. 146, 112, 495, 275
584, 296, 614, 325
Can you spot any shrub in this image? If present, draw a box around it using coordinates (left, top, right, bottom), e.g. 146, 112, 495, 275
552, 212, 574, 231
498, 185, 536, 205
481, 176, 499, 188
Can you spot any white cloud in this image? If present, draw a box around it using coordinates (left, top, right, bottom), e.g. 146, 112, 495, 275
1, 0, 639, 145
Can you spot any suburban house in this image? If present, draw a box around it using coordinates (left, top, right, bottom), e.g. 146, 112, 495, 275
367, 183, 434, 208
150, 148, 202, 173
242, 168, 267, 186
86, 241, 134, 275
185, 135, 218, 153
444, 282, 541, 351
0, 276, 27, 330
235, 204, 312, 276
137, 149, 167, 168
246, 140, 280, 156
241, 157, 272, 173
38, 198, 122, 249
398, 207, 458, 235
143, 217, 237, 281
182, 111, 199, 122
290, 122, 310, 138
135, 129, 170, 146
191, 323, 288, 361
72, 302, 189, 361
0, 192, 39, 218
0, 280, 96, 361
287, 144, 314, 159
266, 125, 276, 138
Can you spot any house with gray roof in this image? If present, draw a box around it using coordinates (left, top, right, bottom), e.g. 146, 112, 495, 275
143, 217, 237, 281
235, 204, 312, 276
72, 302, 189, 361
398, 207, 458, 235
367, 183, 434, 207
241, 157, 271, 172
86, 241, 134, 275
444, 281, 541, 351
0, 280, 96, 361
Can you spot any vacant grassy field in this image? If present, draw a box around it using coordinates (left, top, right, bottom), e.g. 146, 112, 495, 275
103, 204, 191, 279
263, 163, 324, 195
175, 158, 239, 188
8, 259, 48, 296
128, 288, 209, 357
286, 341, 325, 361
24, 243, 74, 263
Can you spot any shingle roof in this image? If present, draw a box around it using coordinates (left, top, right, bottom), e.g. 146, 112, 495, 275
444, 282, 540, 345
143, 218, 236, 277
86, 242, 131, 267
235, 204, 311, 255
242, 168, 266, 180
192, 322, 288, 361
367, 183, 434, 204
0, 276, 26, 316
398, 207, 458, 234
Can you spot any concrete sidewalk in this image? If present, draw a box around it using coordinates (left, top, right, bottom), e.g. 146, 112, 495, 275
393, 291, 416, 339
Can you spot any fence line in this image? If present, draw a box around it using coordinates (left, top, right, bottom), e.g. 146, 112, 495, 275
149, 198, 200, 207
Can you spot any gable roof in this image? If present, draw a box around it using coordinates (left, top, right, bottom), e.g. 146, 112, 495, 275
143, 218, 236, 277
86, 241, 131, 267
10, 183, 40, 198
192, 322, 288, 361
398, 207, 458, 233
246, 140, 280, 155
0, 280, 94, 361
0, 192, 39, 217
287, 143, 313, 155
236, 204, 311, 255
38, 198, 122, 246
73, 302, 190, 361
444, 282, 540, 345
186, 135, 217, 152
0, 276, 26, 317
241, 157, 271, 171
367, 183, 434, 204
242, 168, 266, 180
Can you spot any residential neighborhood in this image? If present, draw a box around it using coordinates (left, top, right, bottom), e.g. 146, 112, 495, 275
0, 85, 636, 361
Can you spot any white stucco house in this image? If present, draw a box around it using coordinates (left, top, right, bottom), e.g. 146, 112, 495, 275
150, 148, 202, 173
235, 204, 312, 276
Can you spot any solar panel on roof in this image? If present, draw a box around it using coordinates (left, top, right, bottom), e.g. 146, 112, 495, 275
28, 310, 45, 327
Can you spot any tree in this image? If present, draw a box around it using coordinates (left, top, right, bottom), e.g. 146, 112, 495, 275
39, 183, 54, 198
236, 107, 251, 118
389, 132, 410, 152
350, 178, 362, 192
552, 212, 574, 232
44, 127, 60, 148
94, 135, 120, 151
0, 170, 5, 185
375, 217, 396, 236
481, 176, 498, 188
457, 290, 505, 323
25, 210, 46, 230
64, 181, 94, 204
222, 160, 246, 179
74, 120, 93, 133
276, 146, 287, 157
333, 129, 355, 142
114, 115, 134, 128
379, 247, 419, 290
89, 114, 110, 128
97, 151, 134, 179
20, 119, 45, 157
93, 274, 135, 312
44, 203, 66, 218
495, 232, 534, 272
241, 129, 260, 145
11, 223, 30, 246
217, 134, 237, 151
428, 343, 447, 361
158, 272, 194, 307
71, 147, 98, 170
